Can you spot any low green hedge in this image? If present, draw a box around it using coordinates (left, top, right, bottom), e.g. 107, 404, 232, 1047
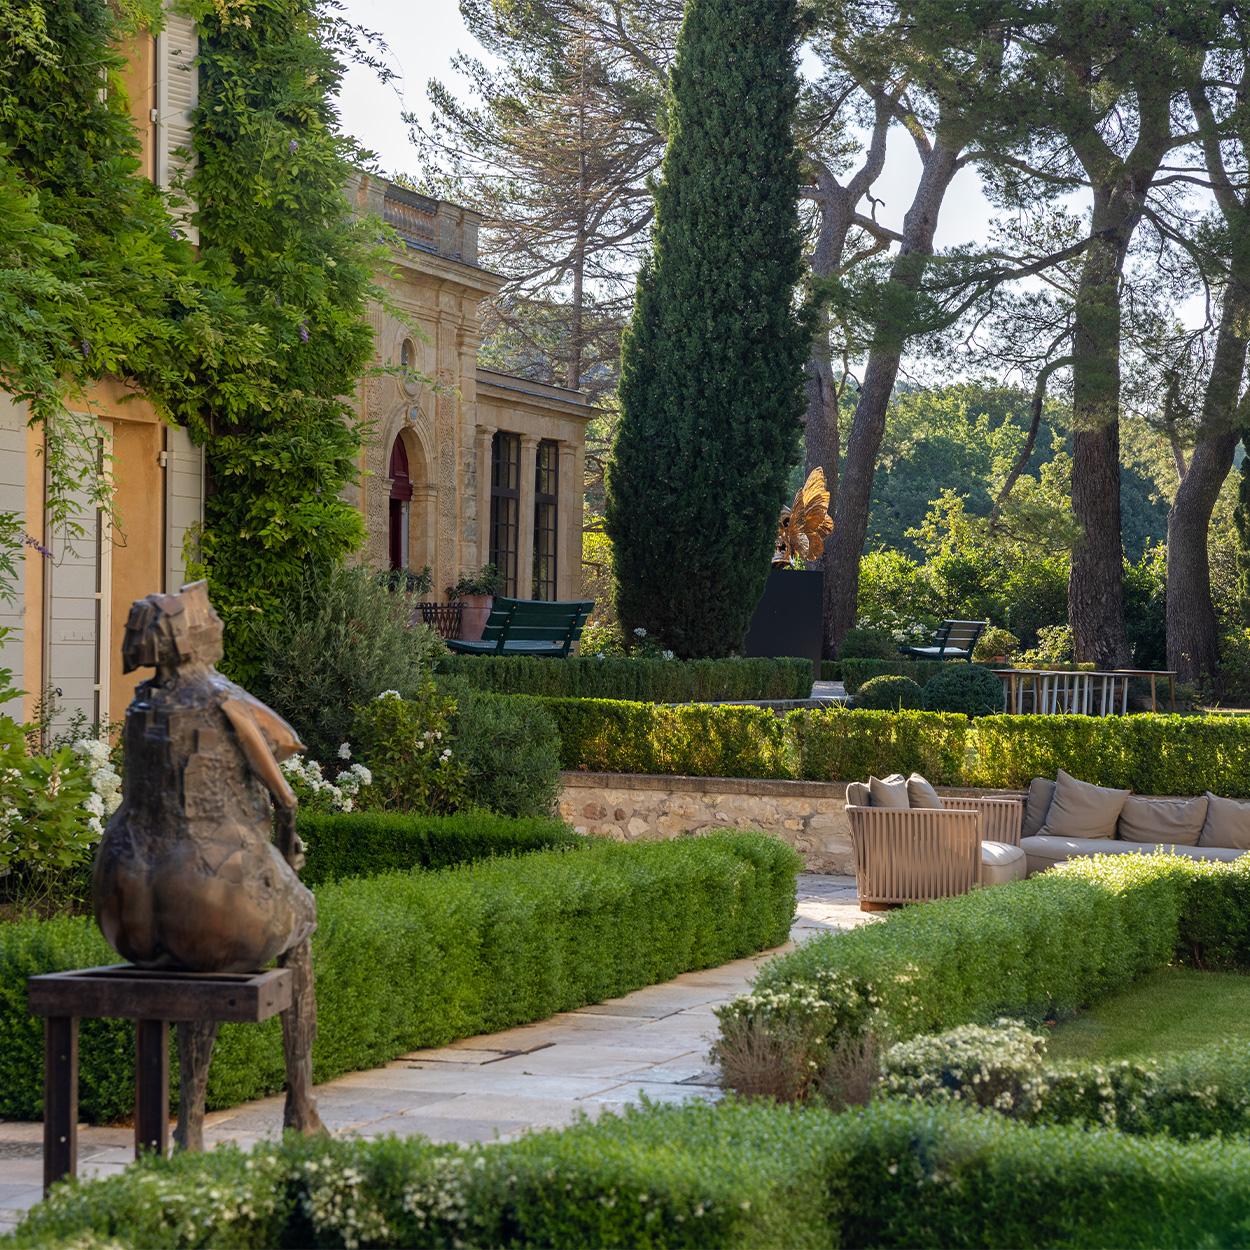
437, 654, 813, 702
967, 712, 1250, 796
12, 1099, 1250, 1249
546, 699, 968, 783
754, 855, 1206, 1040
840, 658, 957, 695
298, 811, 581, 884
546, 699, 1250, 798
0, 832, 799, 1124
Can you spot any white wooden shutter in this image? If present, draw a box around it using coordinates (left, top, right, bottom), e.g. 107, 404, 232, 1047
45, 425, 111, 735
164, 423, 204, 592
155, 8, 199, 244
0, 395, 27, 699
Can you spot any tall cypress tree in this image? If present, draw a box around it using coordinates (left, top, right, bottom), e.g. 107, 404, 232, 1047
604, 0, 809, 659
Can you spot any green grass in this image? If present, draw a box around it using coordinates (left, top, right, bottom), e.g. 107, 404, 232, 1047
1046, 967, 1250, 1061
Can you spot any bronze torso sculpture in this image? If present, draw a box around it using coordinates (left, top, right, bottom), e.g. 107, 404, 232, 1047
92, 582, 324, 1143
94, 653, 314, 973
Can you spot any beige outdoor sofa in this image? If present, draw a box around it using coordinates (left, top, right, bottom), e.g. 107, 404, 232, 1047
1019, 768, 1250, 875
845, 773, 1027, 910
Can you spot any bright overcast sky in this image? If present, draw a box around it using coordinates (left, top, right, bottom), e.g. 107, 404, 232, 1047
334, 0, 998, 252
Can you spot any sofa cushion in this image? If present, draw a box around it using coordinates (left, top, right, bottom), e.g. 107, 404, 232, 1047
981, 840, 1027, 886
1021, 835, 1246, 876
1200, 793, 1250, 850
868, 774, 910, 809
1021, 777, 1056, 838
845, 781, 870, 807
1038, 768, 1129, 840
905, 774, 943, 810
1117, 795, 1207, 846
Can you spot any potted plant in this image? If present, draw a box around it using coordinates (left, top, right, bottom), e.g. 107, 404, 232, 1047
445, 564, 502, 642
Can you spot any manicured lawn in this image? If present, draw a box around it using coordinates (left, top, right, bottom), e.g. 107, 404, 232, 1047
1046, 966, 1250, 1061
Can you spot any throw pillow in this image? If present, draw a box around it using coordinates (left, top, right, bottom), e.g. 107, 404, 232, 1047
1117, 795, 1207, 845
1200, 793, 1250, 850
1021, 777, 1056, 838
1038, 768, 1130, 840
906, 774, 943, 809
868, 774, 910, 809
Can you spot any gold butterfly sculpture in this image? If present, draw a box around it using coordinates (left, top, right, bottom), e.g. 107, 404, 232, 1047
774, 468, 834, 567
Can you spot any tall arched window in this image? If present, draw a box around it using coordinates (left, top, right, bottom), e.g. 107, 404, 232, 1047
388, 436, 412, 570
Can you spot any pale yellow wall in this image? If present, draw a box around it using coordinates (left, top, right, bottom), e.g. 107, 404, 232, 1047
107, 418, 164, 725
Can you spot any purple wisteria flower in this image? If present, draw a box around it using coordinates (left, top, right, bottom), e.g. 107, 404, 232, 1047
299, 319, 309, 343
24, 532, 51, 559
289, 139, 299, 153
80, 340, 89, 358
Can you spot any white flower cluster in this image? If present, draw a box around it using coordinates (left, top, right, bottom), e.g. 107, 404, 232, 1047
882, 1019, 1050, 1114
376, 689, 402, 700
295, 1156, 391, 1250
72, 737, 121, 839
401, 1154, 472, 1234
280, 754, 372, 813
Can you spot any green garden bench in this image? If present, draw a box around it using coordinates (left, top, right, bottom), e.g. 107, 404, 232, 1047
445, 597, 595, 658
898, 619, 986, 662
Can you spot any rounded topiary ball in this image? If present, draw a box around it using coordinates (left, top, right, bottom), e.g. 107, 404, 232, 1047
855, 674, 925, 711
922, 664, 1003, 717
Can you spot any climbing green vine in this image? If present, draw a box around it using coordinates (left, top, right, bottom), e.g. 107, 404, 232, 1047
0, 0, 394, 686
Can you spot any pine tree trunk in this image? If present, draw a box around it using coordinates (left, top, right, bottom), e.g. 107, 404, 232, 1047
1166, 259, 1250, 682
1068, 195, 1135, 667
824, 137, 960, 656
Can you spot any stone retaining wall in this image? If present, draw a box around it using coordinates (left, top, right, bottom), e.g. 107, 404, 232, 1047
559, 772, 1020, 875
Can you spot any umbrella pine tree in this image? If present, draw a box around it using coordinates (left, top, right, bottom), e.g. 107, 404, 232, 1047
605, 0, 809, 658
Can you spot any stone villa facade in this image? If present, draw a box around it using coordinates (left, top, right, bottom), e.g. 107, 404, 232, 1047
0, 15, 591, 735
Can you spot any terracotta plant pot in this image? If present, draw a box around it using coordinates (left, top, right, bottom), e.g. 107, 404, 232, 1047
459, 594, 494, 642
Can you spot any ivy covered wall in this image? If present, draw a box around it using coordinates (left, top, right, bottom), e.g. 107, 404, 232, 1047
0, 0, 383, 683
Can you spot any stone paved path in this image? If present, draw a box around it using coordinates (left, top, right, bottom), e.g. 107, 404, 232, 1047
0, 874, 865, 1233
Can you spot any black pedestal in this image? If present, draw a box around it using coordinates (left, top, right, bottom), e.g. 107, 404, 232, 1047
742, 568, 823, 670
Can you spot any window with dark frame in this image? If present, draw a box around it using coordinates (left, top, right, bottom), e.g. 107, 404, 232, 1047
532, 440, 558, 601
489, 431, 520, 596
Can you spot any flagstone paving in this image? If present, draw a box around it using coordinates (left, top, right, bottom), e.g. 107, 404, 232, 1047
0, 874, 865, 1232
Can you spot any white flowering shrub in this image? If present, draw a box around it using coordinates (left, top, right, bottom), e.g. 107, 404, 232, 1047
712, 966, 923, 1101
0, 715, 97, 880
280, 754, 373, 814
882, 1019, 1050, 1115
348, 684, 468, 814
71, 736, 122, 838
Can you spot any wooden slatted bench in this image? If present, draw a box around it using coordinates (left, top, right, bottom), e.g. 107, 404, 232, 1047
445, 597, 594, 658
898, 618, 986, 662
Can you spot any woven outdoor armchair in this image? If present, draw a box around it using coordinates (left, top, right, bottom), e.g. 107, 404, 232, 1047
844, 784, 1024, 909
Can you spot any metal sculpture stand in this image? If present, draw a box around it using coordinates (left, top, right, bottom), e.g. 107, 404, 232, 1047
29, 964, 292, 1192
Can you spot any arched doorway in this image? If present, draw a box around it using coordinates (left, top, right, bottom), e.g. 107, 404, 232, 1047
388, 435, 413, 570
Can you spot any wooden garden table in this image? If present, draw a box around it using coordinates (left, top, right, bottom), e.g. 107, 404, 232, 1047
27, 964, 291, 1193
991, 668, 1177, 715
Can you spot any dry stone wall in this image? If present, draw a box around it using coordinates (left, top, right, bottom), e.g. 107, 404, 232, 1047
560, 773, 1020, 875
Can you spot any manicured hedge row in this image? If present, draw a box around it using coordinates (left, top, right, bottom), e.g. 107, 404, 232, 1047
13, 1099, 1250, 1249
0, 832, 799, 1124
840, 658, 957, 695
754, 854, 1199, 1039
545, 699, 967, 784
548, 700, 1250, 799
967, 712, 1250, 797
298, 810, 580, 884
436, 654, 813, 702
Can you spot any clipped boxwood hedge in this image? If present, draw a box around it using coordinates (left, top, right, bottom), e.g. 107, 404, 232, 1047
755, 854, 1250, 1043
0, 832, 799, 1124
12, 1099, 1250, 1249
436, 654, 813, 702
853, 674, 924, 711
544, 699, 968, 784
297, 810, 582, 884
966, 712, 1250, 797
